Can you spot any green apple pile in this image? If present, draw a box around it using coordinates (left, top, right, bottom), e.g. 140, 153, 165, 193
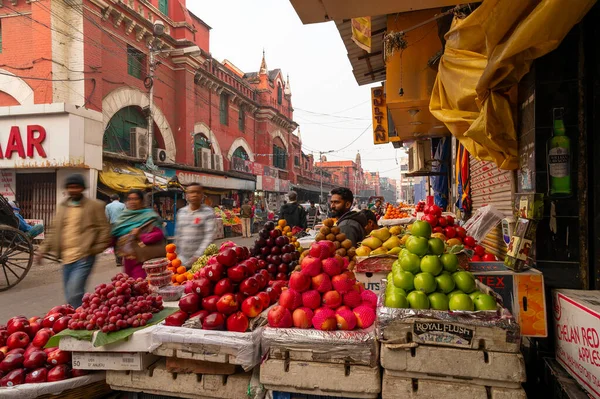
384, 220, 497, 312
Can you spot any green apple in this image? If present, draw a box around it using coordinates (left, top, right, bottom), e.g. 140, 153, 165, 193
428, 238, 445, 256
399, 248, 410, 259
420, 255, 443, 276
474, 294, 497, 311
449, 293, 474, 311
414, 272, 437, 294
406, 236, 429, 257
410, 220, 432, 239
453, 271, 476, 294
385, 291, 409, 308
435, 273, 456, 294
428, 292, 449, 311
393, 270, 415, 292
447, 289, 464, 299
392, 260, 401, 274
407, 291, 430, 309
440, 253, 459, 272
400, 253, 421, 274
387, 285, 407, 297
469, 291, 483, 302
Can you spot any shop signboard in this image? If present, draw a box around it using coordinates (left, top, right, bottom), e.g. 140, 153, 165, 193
253, 163, 264, 175
176, 170, 254, 191
231, 157, 255, 174
0, 170, 15, 201
554, 289, 600, 399
371, 87, 389, 145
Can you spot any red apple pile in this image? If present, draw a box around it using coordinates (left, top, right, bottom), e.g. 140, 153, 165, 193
0, 306, 88, 387
250, 221, 299, 281
469, 244, 498, 262
167, 244, 288, 332
267, 241, 377, 331
415, 201, 425, 213
67, 273, 164, 333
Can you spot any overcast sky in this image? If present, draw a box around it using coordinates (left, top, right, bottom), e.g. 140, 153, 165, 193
188, 0, 406, 181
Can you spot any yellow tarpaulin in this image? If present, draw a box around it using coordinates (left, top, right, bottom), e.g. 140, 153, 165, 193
429, 0, 594, 170
99, 162, 151, 193
351, 17, 372, 53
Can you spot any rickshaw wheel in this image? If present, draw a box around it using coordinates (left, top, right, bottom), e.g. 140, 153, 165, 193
0, 226, 33, 292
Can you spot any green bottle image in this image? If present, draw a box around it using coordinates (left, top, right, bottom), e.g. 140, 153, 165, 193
547, 108, 571, 197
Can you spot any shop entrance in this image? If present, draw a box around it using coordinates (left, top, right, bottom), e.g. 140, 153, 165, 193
16, 172, 57, 228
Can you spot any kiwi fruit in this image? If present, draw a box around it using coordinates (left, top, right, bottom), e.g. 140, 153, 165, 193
326, 234, 336, 241
315, 233, 326, 242
348, 261, 356, 271
335, 248, 347, 257
301, 250, 310, 258
323, 219, 334, 227
320, 226, 331, 235
330, 226, 341, 235
334, 241, 341, 249
347, 247, 356, 257
335, 233, 347, 242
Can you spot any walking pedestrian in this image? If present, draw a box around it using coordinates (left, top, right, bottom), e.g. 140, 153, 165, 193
112, 190, 165, 279
240, 199, 253, 238
175, 183, 216, 269
35, 174, 111, 308
105, 194, 125, 266
279, 191, 307, 229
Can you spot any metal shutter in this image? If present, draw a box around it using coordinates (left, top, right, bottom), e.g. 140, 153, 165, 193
469, 157, 515, 258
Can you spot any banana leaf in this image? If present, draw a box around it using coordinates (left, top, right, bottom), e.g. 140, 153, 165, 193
45, 329, 94, 348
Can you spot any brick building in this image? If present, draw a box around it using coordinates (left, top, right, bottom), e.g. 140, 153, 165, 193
0, 0, 327, 225
315, 153, 366, 202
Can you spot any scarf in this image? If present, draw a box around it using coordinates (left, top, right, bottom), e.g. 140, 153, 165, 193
111, 208, 162, 238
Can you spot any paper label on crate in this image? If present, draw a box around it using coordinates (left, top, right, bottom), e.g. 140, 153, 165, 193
72, 352, 142, 370
413, 322, 474, 347
555, 292, 600, 399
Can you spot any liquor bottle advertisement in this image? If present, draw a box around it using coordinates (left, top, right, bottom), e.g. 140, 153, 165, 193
547, 107, 572, 198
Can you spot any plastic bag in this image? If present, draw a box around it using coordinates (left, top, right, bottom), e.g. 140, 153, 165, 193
463, 205, 504, 242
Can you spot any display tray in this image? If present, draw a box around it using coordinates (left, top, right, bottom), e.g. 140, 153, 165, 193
262, 326, 378, 367
0, 373, 106, 399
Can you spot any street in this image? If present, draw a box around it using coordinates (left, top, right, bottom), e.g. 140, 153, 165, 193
0, 236, 256, 324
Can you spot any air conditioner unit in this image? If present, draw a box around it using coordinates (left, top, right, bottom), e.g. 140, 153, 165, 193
200, 148, 212, 169
130, 127, 149, 159
154, 148, 168, 163
213, 154, 223, 171
408, 140, 433, 173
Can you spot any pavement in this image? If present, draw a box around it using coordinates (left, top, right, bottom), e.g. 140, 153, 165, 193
0, 235, 257, 324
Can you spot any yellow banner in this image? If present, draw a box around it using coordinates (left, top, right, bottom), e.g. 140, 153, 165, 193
371, 87, 389, 145
351, 17, 372, 53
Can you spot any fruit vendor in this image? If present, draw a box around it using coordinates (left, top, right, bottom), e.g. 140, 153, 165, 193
175, 183, 216, 269
360, 209, 377, 235
330, 187, 367, 246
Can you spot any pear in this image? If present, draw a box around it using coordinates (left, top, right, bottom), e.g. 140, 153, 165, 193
383, 235, 401, 250
387, 247, 402, 255
389, 226, 403, 236
355, 245, 372, 257
362, 236, 383, 250
370, 247, 388, 256
400, 235, 410, 246
370, 228, 391, 242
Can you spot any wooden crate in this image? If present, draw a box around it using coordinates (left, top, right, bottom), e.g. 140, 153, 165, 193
153, 341, 245, 366
260, 359, 381, 399
382, 371, 527, 399
380, 344, 526, 389
165, 357, 238, 375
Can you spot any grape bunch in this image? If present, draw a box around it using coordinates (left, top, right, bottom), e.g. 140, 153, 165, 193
68, 273, 164, 333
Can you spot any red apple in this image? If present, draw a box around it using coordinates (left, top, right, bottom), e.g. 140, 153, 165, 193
228, 265, 249, 282
179, 293, 201, 314
52, 316, 71, 334
446, 215, 455, 226
226, 312, 249, 332
256, 292, 270, 309
239, 276, 260, 296
0, 331, 8, 347
47, 364, 70, 382
7, 318, 29, 335
200, 295, 219, 312
202, 313, 225, 330
464, 236, 476, 247
241, 296, 264, 318
214, 278, 234, 296
482, 253, 497, 262
23, 350, 47, 369
455, 226, 467, 239
71, 369, 88, 377
164, 310, 189, 327
0, 368, 25, 386
189, 310, 209, 322
205, 263, 225, 282
254, 273, 268, 289
267, 306, 293, 328
41, 313, 61, 329
444, 227, 457, 239
432, 226, 443, 234
0, 347, 8, 356
216, 248, 238, 267
6, 332, 29, 350
47, 349, 70, 366
0, 353, 24, 373
43, 347, 58, 356
25, 367, 47, 383
216, 294, 239, 315
276, 272, 287, 281
470, 255, 482, 262
423, 214, 438, 227
191, 277, 213, 297
32, 329, 53, 348
438, 217, 448, 227
473, 245, 486, 257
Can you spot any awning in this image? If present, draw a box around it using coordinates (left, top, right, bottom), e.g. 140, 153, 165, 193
99, 162, 172, 193
429, 0, 594, 170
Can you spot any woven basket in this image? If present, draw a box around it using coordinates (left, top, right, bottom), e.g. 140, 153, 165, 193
36, 381, 112, 399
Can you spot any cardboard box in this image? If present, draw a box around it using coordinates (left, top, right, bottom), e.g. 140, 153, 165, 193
466, 262, 547, 338
71, 352, 158, 371
59, 325, 156, 353
355, 271, 388, 295
553, 289, 600, 399
355, 256, 395, 295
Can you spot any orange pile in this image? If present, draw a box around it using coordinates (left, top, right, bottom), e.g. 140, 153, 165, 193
165, 243, 193, 285
383, 204, 410, 220
275, 219, 300, 249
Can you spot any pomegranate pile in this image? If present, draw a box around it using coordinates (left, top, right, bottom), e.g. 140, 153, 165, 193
251, 220, 300, 281
267, 240, 377, 331
167, 244, 288, 332
0, 306, 87, 387
68, 274, 164, 333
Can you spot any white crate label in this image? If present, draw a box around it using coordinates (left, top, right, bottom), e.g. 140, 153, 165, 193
413, 322, 475, 348
72, 352, 142, 370
555, 292, 600, 398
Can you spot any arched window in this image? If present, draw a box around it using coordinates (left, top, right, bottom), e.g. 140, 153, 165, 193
233, 146, 249, 160
272, 137, 286, 169
194, 134, 211, 167
104, 106, 147, 154
231, 146, 251, 173
277, 82, 282, 105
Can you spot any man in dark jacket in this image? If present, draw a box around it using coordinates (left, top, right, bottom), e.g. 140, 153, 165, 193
279, 191, 307, 228
330, 187, 366, 246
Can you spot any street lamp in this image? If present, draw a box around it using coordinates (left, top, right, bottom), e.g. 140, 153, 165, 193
146, 20, 201, 169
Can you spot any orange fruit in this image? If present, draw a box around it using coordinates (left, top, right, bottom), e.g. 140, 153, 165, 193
166, 253, 177, 261
283, 226, 291, 233
171, 259, 182, 268
171, 274, 177, 283
166, 243, 177, 253
176, 274, 187, 283
187, 273, 193, 280
173, 282, 180, 286
278, 219, 286, 227
176, 266, 187, 275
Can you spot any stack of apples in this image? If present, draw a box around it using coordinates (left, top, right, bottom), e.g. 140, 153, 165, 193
251, 221, 300, 281
0, 305, 87, 387
166, 244, 288, 332
267, 240, 377, 331
385, 220, 498, 312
